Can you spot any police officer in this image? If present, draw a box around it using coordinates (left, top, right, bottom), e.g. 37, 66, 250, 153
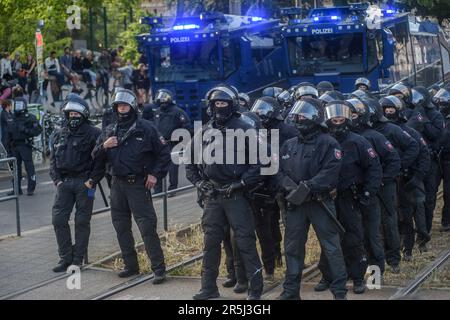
153, 89, 191, 194
347, 98, 401, 275
355, 77, 371, 92
262, 86, 283, 98
318, 90, 346, 105
249, 97, 297, 278
318, 100, 382, 294
368, 97, 419, 273
186, 85, 264, 300
380, 95, 431, 259
403, 86, 444, 234
238, 93, 251, 112
92, 88, 170, 283
277, 90, 294, 118
276, 98, 347, 300
317, 81, 334, 96
434, 88, 450, 232
50, 94, 102, 272
294, 84, 319, 101
350, 89, 375, 101
6, 97, 42, 195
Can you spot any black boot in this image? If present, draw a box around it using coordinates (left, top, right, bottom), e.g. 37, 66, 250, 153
233, 282, 248, 294
353, 280, 366, 294
193, 289, 220, 300
52, 260, 72, 273
314, 278, 330, 292
152, 272, 166, 285
222, 277, 237, 288
276, 291, 300, 300
118, 268, 139, 278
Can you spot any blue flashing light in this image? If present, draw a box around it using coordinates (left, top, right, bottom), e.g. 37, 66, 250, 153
251, 17, 263, 22
331, 15, 339, 20
313, 17, 319, 22
386, 9, 394, 14
173, 24, 200, 31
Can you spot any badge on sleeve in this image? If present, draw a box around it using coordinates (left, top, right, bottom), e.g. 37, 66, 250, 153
385, 141, 394, 152
367, 147, 377, 158
334, 148, 342, 160
159, 136, 167, 145
417, 113, 424, 122
420, 137, 427, 146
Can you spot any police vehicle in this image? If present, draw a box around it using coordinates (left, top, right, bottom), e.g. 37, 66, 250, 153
136, 12, 286, 121
281, 3, 450, 93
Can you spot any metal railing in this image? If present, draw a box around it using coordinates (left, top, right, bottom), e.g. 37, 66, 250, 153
92, 175, 195, 232
0, 157, 20, 236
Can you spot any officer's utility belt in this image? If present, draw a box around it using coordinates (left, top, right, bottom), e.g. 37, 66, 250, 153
286, 192, 330, 209
337, 184, 362, 199
114, 174, 145, 184
61, 172, 88, 180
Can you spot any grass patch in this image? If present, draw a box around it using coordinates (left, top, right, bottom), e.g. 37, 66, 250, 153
383, 193, 450, 288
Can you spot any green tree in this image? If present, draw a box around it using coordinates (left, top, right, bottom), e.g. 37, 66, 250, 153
406, 0, 450, 23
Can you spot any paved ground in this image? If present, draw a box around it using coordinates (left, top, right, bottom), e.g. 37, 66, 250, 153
0, 186, 201, 299
0, 165, 191, 235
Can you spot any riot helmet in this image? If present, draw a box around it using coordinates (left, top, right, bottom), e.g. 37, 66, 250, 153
324, 101, 353, 139
288, 97, 325, 135
317, 81, 334, 96
250, 96, 283, 127
355, 77, 371, 91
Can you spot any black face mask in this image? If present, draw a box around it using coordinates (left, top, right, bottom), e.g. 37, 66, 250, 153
214, 106, 234, 124
328, 123, 349, 140
117, 110, 134, 123
384, 110, 399, 122
295, 119, 317, 136
159, 102, 171, 111
68, 117, 83, 130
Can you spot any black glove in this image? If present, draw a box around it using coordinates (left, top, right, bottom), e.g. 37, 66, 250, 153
195, 180, 214, 193
359, 191, 372, 207
405, 175, 422, 191
225, 181, 244, 198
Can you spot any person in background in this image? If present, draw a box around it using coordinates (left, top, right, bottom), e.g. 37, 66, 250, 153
133, 63, 150, 107
0, 52, 12, 80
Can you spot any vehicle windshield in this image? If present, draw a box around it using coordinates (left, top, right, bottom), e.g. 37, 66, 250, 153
287, 33, 364, 75
152, 40, 221, 82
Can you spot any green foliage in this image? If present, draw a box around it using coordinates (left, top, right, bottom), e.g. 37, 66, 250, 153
406, 0, 450, 23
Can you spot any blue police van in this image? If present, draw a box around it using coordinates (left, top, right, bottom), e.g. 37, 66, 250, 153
137, 13, 286, 121
282, 4, 450, 93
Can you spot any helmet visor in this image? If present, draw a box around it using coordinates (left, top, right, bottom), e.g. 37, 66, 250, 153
156, 91, 172, 103
347, 99, 366, 114
411, 88, 425, 106
113, 90, 136, 106
64, 101, 86, 115
250, 99, 275, 117
289, 100, 319, 121
296, 86, 318, 99
433, 88, 450, 105
325, 103, 352, 121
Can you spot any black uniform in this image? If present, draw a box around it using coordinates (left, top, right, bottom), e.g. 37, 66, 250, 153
186, 115, 264, 298
93, 117, 170, 275
6, 111, 42, 193
50, 122, 102, 264
102, 106, 116, 131
142, 103, 155, 122
397, 124, 431, 255
242, 120, 297, 278
440, 116, 450, 228
405, 107, 445, 232
374, 121, 419, 267
276, 130, 348, 299
325, 131, 382, 285
153, 103, 191, 193
354, 127, 401, 274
